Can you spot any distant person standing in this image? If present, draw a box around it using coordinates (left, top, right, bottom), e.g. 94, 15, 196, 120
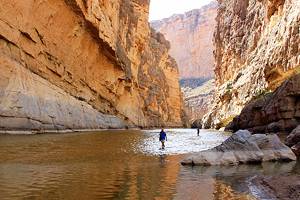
197, 128, 200, 136
159, 129, 167, 150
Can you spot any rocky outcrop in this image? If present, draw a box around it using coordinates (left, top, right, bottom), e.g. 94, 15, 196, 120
226, 74, 300, 134
182, 79, 215, 121
203, 0, 300, 128
285, 125, 300, 156
181, 130, 296, 166
151, 2, 218, 79
0, 0, 185, 132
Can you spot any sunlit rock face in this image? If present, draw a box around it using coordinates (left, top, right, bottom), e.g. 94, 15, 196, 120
0, 0, 185, 131
151, 1, 218, 79
203, 0, 300, 129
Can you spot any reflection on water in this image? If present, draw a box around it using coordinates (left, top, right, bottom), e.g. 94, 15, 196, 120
0, 129, 299, 200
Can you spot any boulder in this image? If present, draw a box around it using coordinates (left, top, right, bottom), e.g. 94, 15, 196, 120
181, 130, 296, 166
285, 125, 300, 156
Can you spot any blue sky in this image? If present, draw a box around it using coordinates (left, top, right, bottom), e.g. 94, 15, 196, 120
149, 0, 213, 21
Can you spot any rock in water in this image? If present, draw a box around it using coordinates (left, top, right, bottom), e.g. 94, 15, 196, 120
181, 130, 296, 166
250, 175, 300, 200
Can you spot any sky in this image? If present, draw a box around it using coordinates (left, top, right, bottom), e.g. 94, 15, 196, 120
149, 0, 213, 21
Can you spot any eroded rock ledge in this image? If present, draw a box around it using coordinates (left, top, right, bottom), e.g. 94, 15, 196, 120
226, 74, 300, 134
0, 0, 185, 132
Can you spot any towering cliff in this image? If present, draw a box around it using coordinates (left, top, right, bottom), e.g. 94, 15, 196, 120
0, 0, 185, 132
151, 2, 218, 79
203, 0, 300, 129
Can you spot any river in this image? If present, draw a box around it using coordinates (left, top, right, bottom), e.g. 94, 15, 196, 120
0, 129, 299, 199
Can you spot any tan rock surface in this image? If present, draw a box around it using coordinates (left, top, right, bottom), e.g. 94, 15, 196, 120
0, 57, 125, 131
151, 2, 218, 79
203, 0, 300, 129
0, 0, 185, 131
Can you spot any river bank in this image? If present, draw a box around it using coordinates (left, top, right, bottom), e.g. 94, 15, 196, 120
0, 127, 186, 135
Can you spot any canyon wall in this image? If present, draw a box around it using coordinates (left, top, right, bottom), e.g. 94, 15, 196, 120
0, 0, 185, 132
151, 2, 218, 79
203, 0, 300, 129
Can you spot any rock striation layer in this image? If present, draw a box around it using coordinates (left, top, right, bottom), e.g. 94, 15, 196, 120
151, 2, 218, 79
0, 0, 185, 132
181, 130, 296, 166
203, 0, 300, 129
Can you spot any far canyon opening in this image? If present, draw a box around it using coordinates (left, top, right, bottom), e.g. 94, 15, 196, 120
150, 1, 218, 124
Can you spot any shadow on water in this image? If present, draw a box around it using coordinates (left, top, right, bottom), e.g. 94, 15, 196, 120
177, 161, 300, 200
0, 129, 299, 200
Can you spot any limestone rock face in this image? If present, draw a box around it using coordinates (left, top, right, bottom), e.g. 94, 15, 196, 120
182, 79, 215, 121
181, 130, 296, 166
151, 2, 218, 79
0, 59, 125, 131
203, 0, 300, 128
0, 0, 185, 131
226, 74, 300, 134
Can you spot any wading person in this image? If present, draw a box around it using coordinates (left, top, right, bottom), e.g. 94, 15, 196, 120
159, 129, 167, 150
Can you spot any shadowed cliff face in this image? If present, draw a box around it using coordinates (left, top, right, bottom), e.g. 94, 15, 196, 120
226, 74, 300, 134
151, 2, 218, 79
203, 0, 300, 129
0, 0, 185, 131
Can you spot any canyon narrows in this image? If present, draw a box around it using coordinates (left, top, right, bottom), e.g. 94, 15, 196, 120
151, 1, 218, 121
0, 0, 186, 132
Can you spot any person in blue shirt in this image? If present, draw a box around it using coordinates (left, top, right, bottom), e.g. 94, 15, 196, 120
159, 129, 167, 149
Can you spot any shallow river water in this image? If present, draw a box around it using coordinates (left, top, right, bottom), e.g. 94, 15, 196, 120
0, 129, 299, 200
